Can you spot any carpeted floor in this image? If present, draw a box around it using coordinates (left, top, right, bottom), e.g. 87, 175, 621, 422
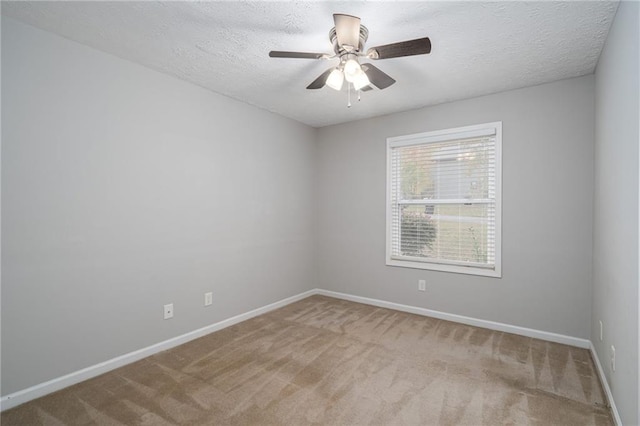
2, 295, 613, 425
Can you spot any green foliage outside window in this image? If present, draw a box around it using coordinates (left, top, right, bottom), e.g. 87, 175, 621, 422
400, 211, 436, 256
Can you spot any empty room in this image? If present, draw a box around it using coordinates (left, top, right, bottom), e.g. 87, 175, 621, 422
1, 1, 639, 425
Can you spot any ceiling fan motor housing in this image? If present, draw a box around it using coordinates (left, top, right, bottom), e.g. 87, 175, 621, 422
329, 24, 369, 55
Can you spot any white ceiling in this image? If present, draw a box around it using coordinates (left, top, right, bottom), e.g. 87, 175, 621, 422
2, 1, 618, 128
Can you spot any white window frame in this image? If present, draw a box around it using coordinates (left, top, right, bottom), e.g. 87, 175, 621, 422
385, 122, 502, 277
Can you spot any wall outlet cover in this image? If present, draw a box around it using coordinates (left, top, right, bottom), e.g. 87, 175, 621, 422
610, 345, 615, 372
599, 320, 603, 341
164, 303, 174, 319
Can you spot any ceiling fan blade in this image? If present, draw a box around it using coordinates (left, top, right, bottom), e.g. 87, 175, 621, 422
366, 37, 431, 59
333, 14, 361, 50
306, 68, 334, 90
361, 85, 374, 92
361, 63, 396, 90
269, 51, 326, 59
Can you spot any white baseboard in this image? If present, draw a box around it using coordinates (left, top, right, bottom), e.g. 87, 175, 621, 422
315, 289, 591, 349
0, 289, 316, 411
589, 342, 622, 425
1, 287, 601, 413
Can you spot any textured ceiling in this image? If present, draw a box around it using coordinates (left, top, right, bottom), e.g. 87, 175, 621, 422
2, 1, 618, 128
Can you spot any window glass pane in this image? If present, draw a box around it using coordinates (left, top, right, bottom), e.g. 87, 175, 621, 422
399, 204, 494, 265
398, 137, 494, 201
399, 146, 435, 200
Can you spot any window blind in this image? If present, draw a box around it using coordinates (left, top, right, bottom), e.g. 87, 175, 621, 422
389, 133, 497, 270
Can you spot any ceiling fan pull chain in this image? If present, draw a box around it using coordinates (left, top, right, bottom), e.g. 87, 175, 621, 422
358, 90, 361, 102
347, 83, 352, 108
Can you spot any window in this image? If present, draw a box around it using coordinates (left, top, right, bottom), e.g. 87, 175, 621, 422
386, 122, 502, 277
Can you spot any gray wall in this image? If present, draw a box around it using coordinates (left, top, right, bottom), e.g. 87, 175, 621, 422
1, 17, 316, 395
317, 76, 595, 339
592, 2, 639, 425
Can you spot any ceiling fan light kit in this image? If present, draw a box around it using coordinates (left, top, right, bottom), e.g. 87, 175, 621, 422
269, 13, 431, 106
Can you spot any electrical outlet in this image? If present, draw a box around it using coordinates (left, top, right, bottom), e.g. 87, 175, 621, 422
418, 280, 426, 292
610, 345, 616, 372
164, 303, 174, 319
204, 292, 213, 306
599, 320, 603, 341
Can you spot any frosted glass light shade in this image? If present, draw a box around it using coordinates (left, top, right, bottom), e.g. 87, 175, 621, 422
326, 68, 344, 91
352, 69, 371, 91
343, 59, 360, 82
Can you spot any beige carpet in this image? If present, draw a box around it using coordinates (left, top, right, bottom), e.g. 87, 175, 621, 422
2, 295, 612, 425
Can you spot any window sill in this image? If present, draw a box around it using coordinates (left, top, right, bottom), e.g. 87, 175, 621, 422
386, 258, 502, 278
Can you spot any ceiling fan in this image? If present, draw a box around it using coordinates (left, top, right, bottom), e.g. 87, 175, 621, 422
269, 13, 431, 93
